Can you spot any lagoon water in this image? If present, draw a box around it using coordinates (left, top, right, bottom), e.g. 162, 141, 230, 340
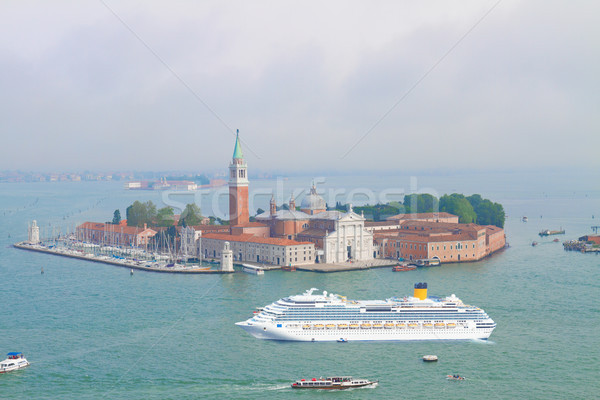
1, 171, 599, 399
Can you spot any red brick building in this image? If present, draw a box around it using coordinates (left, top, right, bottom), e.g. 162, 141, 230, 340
228, 130, 249, 226
76, 222, 157, 247
374, 219, 505, 263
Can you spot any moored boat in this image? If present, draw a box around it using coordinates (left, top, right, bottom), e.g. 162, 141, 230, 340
0, 352, 29, 373
393, 264, 416, 272
539, 228, 565, 237
291, 376, 377, 389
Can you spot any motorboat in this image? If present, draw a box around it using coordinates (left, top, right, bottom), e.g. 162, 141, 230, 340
292, 376, 377, 389
0, 352, 29, 373
423, 355, 438, 362
392, 264, 416, 272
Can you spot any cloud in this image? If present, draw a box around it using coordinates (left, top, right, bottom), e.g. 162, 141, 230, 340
0, 0, 598, 172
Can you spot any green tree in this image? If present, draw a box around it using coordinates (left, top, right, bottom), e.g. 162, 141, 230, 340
403, 193, 438, 214
156, 206, 175, 227
439, 194, 477, 224
179, 203, 203, 226
126, 200, 157, 227
112, 209, 121, 225
466, 194, 505, 228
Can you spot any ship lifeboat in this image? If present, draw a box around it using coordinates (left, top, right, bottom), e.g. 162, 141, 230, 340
384, 323, 395, 329
313, 324, 325, 330
446, 323, 456, 328
326, 324, 336, 330
349, 324, 359, 329
408, 323, 419, 329
337, 324, 348, 329
434, 323, 445, 329
423, 323, 433, 329
396, 323, 406, 329
372, 323, 383, 329
302, 324, 311, 330
360, 323, 372, 329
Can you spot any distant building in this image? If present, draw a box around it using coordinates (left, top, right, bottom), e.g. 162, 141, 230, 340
76, 222, 157, 247
374, 220, 505, 262
201, 233, 315, 266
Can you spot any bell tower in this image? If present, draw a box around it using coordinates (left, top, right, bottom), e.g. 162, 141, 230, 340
228, 130, 249, 226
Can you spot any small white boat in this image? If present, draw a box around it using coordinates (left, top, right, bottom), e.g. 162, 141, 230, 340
423, 355, 438, 362
0, 352, 29, 373
242, 264, 264, 275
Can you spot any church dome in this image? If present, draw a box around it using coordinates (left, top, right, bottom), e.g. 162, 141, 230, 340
300, 184, 327, 211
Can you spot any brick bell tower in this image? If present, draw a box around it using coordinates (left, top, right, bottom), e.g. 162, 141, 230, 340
228, 130, 249, 226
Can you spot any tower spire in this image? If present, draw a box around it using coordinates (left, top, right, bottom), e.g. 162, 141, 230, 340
232, 129, 244, 160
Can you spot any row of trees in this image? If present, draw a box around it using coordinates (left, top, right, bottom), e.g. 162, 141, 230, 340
109, 201, 204, 228
339, 193, 505, 228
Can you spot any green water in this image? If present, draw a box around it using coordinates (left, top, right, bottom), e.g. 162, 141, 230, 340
0, 173, 599, 399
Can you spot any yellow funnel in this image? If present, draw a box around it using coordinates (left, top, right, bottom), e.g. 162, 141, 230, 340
414, 282, 428, 300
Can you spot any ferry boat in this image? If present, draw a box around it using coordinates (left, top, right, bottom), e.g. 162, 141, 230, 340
242, 264, 264, 275
291, 376, 377, 389
539, 229, 565, 237
235, 283, 496, 341
0, 352, 29, 373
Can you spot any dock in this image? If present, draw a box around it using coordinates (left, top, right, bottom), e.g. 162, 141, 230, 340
15, 242, 400, 274
296, 259, 396, 273
13, 242, 234, 274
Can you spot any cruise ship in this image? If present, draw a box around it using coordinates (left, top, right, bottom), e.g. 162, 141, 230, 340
235, 283, 496, 341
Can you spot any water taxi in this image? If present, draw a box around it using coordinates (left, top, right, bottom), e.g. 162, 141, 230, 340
392, 264, 416, 272
0, 352, 29, 373
242, 264, 264, 275
291, 376, 377, 389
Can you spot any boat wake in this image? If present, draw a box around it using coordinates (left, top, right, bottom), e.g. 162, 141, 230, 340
471, 338, 495, 345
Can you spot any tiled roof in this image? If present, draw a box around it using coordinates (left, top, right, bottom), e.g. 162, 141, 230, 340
192, 225, 230, 232
297, 228, 329, 238
365, 221, 400, 227
77, 222, 156, 236
202, 233, 312, 246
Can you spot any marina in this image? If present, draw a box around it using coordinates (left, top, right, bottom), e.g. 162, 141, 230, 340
13, 242, 232, 274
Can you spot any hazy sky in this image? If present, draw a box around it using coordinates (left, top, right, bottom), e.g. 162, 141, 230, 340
1, 1, 598, 173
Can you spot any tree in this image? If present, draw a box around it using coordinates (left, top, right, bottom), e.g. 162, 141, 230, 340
179, 203, 203, 226
126, 200, 157, 227
440, 194, 477, 224
156, 206, 175, 227
403, 193, 438, 214
466, 194, 505, 228
256, 208, 265, 215
112, 209, 121, 225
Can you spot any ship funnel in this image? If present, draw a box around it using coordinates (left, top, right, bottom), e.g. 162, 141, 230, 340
414, 282, 428, 300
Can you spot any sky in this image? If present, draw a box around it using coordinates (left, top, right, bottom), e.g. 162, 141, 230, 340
0, 0, 598, 173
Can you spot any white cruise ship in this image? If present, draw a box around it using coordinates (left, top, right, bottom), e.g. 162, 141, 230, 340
235, 283, 496, 341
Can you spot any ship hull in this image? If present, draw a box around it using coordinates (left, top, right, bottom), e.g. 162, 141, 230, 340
236, 321, 494, 341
